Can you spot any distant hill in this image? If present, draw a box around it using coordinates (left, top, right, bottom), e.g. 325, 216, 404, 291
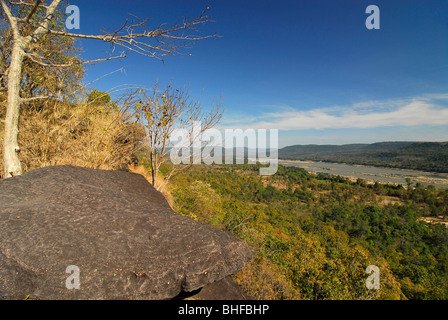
279, 141, 448, 173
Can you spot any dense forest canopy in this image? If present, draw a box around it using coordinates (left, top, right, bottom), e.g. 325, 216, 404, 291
161, 161, 448, 300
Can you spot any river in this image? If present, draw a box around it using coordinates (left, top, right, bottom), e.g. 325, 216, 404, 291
278, 160, 448, 189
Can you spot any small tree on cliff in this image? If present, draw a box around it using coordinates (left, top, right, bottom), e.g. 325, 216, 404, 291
133, 83, 223, 192
1, 0, 214, 178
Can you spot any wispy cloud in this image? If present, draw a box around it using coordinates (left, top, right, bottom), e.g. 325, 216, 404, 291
222, 94, 448, 131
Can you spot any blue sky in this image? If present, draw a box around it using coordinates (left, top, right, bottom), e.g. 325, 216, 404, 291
72, 0, 448, 147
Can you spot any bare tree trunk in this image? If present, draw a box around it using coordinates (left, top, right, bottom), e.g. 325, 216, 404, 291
3, 40, 25, 178
152, 153, 159, 187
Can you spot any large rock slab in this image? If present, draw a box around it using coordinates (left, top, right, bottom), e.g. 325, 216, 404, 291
0, 165, 253, 299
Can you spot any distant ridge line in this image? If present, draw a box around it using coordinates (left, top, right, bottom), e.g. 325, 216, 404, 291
278, 141, 448, 173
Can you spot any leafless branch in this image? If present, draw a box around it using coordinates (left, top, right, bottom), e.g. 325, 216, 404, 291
27, 0, 62, 42
20, 94, 50, 101
10, 0, 48, 9
41, 6, 216, 59
25, 0, 42, 23
25, 51, 127, 68
0, 0, 19, 38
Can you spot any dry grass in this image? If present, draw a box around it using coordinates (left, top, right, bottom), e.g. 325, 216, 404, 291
1, 99, 143, 177
0, 97, 177, 206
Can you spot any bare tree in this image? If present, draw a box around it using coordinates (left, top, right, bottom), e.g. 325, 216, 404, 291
1, 0, 214, 178
133, 83, 223, 192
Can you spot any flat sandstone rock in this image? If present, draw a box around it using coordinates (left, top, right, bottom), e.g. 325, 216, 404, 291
0, 165, 253, 299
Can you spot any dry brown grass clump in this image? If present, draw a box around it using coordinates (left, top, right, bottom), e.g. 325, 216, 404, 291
0, 99, 144, 177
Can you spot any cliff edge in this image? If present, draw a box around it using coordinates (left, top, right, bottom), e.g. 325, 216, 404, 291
0, 165, 253, 299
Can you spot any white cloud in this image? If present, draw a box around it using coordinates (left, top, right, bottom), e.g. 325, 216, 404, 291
222, 95, 448, 131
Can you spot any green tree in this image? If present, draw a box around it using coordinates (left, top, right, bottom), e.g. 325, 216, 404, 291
405, 177, 413, 189
87, 89, 111, 106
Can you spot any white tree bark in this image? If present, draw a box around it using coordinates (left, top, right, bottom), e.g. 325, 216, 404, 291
3, 39, 25, 177
1, 0, 62, 178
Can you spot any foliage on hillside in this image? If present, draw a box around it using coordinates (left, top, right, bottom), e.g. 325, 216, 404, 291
279, 142, 448, 173
2, 77, 447, 299
169, 164, 448, 300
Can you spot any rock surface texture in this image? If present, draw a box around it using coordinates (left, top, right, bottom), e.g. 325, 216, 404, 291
0, 165, 253, 299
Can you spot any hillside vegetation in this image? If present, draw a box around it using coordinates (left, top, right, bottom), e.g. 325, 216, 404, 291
279, 141, 448, 173
3, 91, 448, 299
167, 163, 448, 300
